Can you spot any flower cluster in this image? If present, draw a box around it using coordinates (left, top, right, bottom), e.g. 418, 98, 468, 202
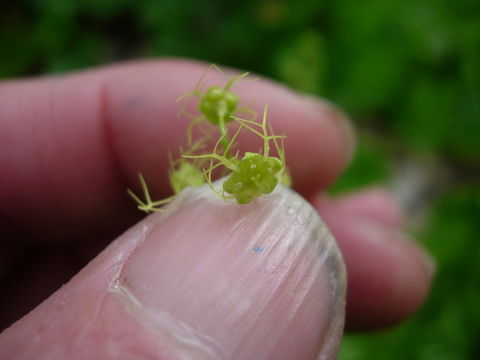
128, 66, 289, 212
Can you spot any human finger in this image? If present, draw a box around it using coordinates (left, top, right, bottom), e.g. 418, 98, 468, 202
0, 185, 346, 360
0, 59, 354, 241
313, 189, 435, 330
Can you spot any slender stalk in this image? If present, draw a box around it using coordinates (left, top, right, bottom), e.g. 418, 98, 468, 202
218, 116, 232, 159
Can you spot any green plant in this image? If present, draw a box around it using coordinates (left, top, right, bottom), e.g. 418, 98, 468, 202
127, 66, 289, 211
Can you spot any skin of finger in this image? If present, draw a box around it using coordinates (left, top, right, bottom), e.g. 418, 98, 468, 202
314, 195, 433, 330
0, 187, 343, 360
0, 217, 180, 360
325, 187, 405, 229
0, 59, 352, 240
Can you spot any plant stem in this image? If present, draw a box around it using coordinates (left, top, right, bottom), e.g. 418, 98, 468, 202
218, 116, 232, 159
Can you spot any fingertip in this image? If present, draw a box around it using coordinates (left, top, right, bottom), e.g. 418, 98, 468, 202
341, 222, 434, 330
314, 194, 434, 331
328, 187, 405, 228
0, 186, 347, 360
120, 185, 347, 359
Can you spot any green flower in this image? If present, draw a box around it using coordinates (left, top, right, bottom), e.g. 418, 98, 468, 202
223, 152, 283, 204
169, 161, 206, 194
198, 86, 239, 125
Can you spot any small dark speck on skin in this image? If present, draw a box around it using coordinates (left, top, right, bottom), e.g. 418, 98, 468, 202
253, 246, 264, 253
127, 97, 141, 108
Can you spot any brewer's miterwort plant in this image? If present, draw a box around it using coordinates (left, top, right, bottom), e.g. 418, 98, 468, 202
128, 66, 291, 212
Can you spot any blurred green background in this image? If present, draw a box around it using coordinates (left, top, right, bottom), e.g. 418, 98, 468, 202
1, 0, 479, 358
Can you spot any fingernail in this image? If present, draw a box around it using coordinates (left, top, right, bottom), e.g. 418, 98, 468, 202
299, 94, 356, 163
118, 185, 346, 360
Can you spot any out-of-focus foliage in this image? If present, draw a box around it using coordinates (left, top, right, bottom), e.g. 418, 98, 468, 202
2, 0, 478, 162
1, 0, 479, 358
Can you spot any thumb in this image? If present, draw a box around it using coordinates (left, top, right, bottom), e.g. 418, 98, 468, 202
0, 186, 346, 360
